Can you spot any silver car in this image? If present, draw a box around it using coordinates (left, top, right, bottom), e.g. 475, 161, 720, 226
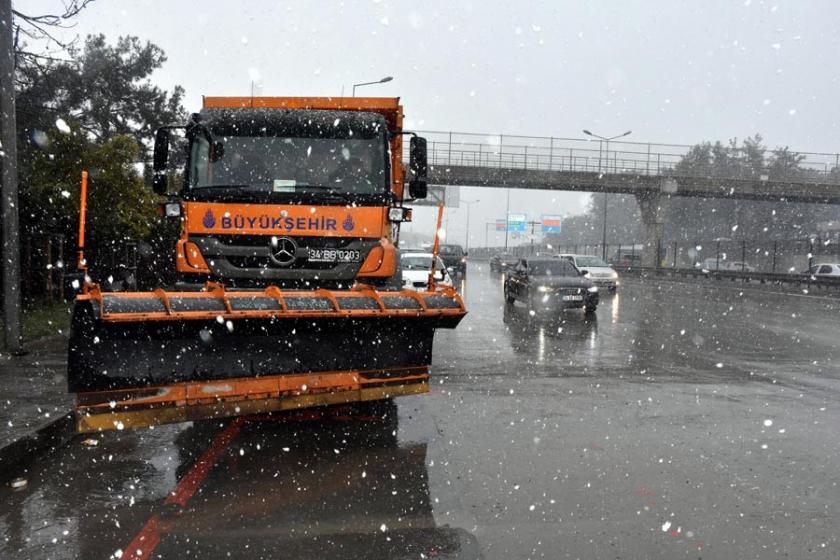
556, 254, 619, 292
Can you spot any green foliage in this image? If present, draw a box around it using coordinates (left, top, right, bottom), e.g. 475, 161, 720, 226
673, 134, 800, 181
22, 124, 157, 247
15, 34, 185, 276
17, 34, 185, 151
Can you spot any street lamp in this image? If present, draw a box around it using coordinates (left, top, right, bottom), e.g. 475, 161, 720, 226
582, 129, 632, 259
352, 76, 393, 96
461, 199, 480, 253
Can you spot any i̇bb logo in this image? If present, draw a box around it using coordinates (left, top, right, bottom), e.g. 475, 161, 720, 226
202, 210, 216, 228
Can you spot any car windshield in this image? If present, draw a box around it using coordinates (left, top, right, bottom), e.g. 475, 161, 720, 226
439, 245, 463, 255
528, 261, 577, 276
401, 255, 433, 270
189, 134, 387, 196
572, 256, 609, 267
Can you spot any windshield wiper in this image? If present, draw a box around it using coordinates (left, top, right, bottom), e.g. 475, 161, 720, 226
194, 184, 264, 191
295, 186, 362, 203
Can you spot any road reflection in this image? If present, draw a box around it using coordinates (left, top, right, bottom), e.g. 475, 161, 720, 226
139, 407, 481, 559
503, 302, 598, 364
611, 291, 621, 323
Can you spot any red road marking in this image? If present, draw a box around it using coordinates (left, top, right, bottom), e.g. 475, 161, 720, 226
121, 418, 244, 560
121, 515, 161, 560
165, 417, 244, 508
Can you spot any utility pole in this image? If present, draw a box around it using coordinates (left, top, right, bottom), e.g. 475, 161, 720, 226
503, 188, 511, 249
0, 0, 22, 354
527, 220, 541, 255
461, 199, 479, 253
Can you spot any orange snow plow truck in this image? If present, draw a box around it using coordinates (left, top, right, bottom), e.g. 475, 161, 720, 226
68, 96, 466, 432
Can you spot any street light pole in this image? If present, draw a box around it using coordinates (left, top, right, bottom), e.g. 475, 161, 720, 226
352, 76, 393, 96
461, 199, 479, 253
582, 129, 632, 260
0, 0, 22, 354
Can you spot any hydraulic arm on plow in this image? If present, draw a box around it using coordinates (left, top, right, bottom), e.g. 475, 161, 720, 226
68, 96, 466, 432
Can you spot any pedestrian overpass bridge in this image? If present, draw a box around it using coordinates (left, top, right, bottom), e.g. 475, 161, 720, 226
417, 131, 840, 265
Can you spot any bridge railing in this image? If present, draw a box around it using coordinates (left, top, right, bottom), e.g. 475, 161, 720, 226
470, 235, 840, 276
409, 131, 840, 184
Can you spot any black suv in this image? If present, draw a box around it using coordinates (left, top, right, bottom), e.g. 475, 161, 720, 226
489, 252, 518, 273
504, 258, 598, 314
439, 244, 467, 274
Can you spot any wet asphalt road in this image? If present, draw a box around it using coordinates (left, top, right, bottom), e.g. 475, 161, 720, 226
3, 262, 840, 559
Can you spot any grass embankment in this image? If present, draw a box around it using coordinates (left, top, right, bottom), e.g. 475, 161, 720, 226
23, 300, 73, 341
0, 300, 72, 351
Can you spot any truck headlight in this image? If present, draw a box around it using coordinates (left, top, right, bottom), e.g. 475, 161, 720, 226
389, 207, 407, 222
587, 286, 599, 293
537, 286, 552, 292
165, 202, 181, 217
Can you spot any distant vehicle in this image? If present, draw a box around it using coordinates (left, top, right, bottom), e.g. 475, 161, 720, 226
490, 253, 518, 273
610, 245, 644, 267
724, 261, 756, 272
504, 258, 599, 315
697, 257, 723, 270
439, 244, 467, 274
401, 252, 453, 291
697, 258, 756, 272
556, 254, 619, 292
803, 263, 840, 277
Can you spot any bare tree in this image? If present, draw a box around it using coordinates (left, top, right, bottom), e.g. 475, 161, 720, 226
12, 0, 95, 66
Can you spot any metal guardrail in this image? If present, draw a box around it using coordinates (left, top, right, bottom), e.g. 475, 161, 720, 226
617, 265, 840, 292
408, 130, 840, 184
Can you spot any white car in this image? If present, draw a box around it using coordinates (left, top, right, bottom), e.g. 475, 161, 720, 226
804, 263, 840, 277
697, 258, 756, 272
555, 254, 619, 291
723, 261, 756, 272
401, 252, 453, 291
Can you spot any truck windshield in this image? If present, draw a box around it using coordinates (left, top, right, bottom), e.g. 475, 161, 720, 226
189, 134, 388, 196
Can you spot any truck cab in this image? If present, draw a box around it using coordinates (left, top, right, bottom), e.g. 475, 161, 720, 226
153, 97, 427, 289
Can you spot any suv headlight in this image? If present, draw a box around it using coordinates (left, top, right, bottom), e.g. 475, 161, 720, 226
587, 286, 599, 293
610, 271, 619, 279
537, 286, 552, 293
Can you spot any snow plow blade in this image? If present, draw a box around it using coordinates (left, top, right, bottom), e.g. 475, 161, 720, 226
68, 284, 465, 432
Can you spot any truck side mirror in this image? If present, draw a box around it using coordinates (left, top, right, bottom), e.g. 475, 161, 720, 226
409, 136, 428, 199
152, 128, 170, 195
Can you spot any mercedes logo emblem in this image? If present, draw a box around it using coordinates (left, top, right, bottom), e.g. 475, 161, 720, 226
269, 236, 297, 267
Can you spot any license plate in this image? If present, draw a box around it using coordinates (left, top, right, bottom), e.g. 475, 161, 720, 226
562, 295, 583, 301
307, 248, 361, 263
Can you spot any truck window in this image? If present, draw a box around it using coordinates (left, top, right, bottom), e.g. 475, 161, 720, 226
190, 134, 387, 196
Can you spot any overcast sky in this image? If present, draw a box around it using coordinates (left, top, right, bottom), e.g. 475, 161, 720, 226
26, 0, 840, 247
